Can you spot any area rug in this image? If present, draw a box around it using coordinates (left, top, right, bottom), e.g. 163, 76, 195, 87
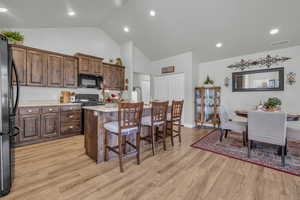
191, 129, 300, 176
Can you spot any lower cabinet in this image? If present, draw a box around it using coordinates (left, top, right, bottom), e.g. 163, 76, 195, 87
19, 114, 41, 143
41, 113, 60, 138
14, 105, 81, 147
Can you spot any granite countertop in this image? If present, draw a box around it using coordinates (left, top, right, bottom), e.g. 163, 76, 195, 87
83, 104, 152, 112
19, 101, 81, 107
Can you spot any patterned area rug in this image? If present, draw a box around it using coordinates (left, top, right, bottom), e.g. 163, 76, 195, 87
191, 129, 300, 176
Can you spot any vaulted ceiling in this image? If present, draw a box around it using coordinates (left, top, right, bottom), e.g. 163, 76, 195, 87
1, 0, 300, 61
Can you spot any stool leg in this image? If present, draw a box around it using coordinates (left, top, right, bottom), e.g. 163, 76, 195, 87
118, 134, 124, 172
151, 126, 155, 156
136, 131, 141, 165
170, 122, 174, 147
163, 124, 167, 151
104, 129, 109, 161
123, 135, 127, 155
178, 123, 182, 144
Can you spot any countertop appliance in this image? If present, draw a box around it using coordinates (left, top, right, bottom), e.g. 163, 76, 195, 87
75, 94, 104, 134
78, 74, 103, 89
0, 35, 20, 196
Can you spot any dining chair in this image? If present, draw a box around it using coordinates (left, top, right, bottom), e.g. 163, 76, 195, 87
104, 102, 144, 173
141, 101, 169, 156
248, 111, 287, 166
287, 125, 300, 141
219, 106, 247, 145
167, 100, 184, 146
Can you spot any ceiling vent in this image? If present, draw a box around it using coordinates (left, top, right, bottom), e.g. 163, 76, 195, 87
271, 40, 289, 46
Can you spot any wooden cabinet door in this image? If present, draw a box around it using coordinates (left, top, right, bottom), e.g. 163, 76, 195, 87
47, 54, 64, 87
63, 57, 78, 88
93, 59, 103, 76
103, 64, 111, 89
11, 46, 27, 85
26, 50, 47, 86
119, 68, 125, 90
78, 56, 90, 74
41, 113, 60, 138
19, 114, 41, 143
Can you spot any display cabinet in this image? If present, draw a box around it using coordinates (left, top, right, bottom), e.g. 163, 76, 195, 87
195, 87, 221, 128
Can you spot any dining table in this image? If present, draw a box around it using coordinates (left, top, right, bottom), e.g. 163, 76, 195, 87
235, 110, 300, 121
235, 110, 300, 155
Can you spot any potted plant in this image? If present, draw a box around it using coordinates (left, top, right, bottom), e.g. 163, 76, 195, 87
1, 31, 24, 45
263, 97, 282, 111
203, 76, 214, 87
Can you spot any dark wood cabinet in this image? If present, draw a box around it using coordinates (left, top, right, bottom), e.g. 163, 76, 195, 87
47, 54, 64, 87
75, 53, 103, 76
63, 56, 78, 88
60, 105, 81, 136
41, 113, 60, 138
26, 49, 47, 86
103, 63, 125, 90
11, 46, 27, 85
19, 114, 41, 143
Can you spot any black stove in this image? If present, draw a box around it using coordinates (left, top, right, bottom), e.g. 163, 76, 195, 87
75, 94, 103, 106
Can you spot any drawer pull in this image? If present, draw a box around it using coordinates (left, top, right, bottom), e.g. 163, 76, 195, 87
28, 110, 32, 113
49, 109, 53, 111
69, 126, 74, 129
69, 115, 73, 118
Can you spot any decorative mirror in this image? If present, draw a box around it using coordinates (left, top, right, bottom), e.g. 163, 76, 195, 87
232, 67, 284, 92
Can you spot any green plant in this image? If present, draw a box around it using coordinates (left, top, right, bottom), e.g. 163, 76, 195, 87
204, 76, 214, 85
1, 31, 24, 42
264, 97, 282, 109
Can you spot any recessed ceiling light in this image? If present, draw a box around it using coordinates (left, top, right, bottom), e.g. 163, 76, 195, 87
150, 10, 156, 17
68, 11, 76, 16
0, 8, 8, 13
270, 28, 279, 35
123, 26, 130, 33
216, 42, 223, 48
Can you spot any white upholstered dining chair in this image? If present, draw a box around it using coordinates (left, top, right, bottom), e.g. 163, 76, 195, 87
287, 125, 300, 141
219, 106, 247, 145
248, 111, 287, 166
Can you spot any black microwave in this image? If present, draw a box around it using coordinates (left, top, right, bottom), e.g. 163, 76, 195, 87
78, 74, 103, 89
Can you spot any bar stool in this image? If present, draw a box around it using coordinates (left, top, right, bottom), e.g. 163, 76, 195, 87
167, 100, 184, 146
104, 102, 144, 173
141, 101, 169, 156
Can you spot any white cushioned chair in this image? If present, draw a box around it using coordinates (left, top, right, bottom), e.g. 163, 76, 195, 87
219, 106, 247, 145
248, 111, 287, 166
287, 125, 300, 141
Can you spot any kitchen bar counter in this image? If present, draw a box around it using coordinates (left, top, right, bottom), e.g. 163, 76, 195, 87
19, 101, 81, 107
83, 105, 156, 164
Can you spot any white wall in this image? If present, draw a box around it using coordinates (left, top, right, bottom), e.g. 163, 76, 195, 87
8, 27, 121, 102
133, 46, 151, 73
150, 52, 194, 127
198, 45, 300, 126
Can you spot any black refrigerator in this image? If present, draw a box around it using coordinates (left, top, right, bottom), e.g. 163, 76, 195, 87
0, 35, 20, 196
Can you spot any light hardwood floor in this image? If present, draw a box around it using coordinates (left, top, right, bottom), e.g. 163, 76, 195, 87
3, 128, 300, 200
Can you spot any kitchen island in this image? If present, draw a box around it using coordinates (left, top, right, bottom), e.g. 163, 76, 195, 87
83, 105, 153, 164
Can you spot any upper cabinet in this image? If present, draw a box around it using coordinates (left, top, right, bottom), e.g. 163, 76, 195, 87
47, 54, 64, 87
63, 57, 78, 88
11, 46, 27, 85
10, 45, 78, 88
75, 53, 103, 76
103, 63, 125, 90
26, 49, 47, 87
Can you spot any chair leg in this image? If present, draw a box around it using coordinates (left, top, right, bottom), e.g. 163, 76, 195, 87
281, 145, 285, 167
170, 123, 174, 147
136, 131, 141, 165
162, 124, 167, 151
225, 130, 229, 138
123, 135, 127, 155
150, 126, 155, 156
242, 131, 246, 146
248, 140, 251, 158
178, 123, 182, 144
219, 129, 224, 142
104, 129, 109, 161
118, 134, 124, 173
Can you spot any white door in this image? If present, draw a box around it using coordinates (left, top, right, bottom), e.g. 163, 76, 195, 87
141, 80, 150, 104
153, 73, 185, 121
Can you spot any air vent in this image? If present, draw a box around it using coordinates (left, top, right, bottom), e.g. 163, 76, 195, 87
271, 40, 289, 46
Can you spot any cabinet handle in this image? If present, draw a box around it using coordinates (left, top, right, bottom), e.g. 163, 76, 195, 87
28, 110, 32, 113
69, 115, 73, 118
49, 108, 53, 111
69, 126, 74, 129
